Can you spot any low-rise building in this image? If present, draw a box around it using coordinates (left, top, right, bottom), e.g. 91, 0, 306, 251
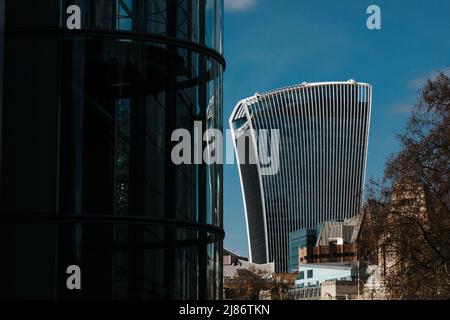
287, 285, 322, 300
224, 260, 275, 281
321, 280, 359, 300
295, 262, 358, 288
289, 229, 318, 273
299, 215, 365, 265
224, 248, 249, 266
223, 251, 276, 300
288, 279, 360, 300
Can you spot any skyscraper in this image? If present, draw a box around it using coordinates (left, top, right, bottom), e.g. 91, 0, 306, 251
0, 0, 224, 299
230, 81, 372, 273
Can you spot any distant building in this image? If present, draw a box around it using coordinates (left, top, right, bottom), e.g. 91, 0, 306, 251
224, 260, 275, 281
289, 229, 317, 273
230, 81, 373, 273
382, 181, 428, 274
295, 262, 358, 289
223, 259, 276, 300
288, 213, 382, 300
297, 214, 373, 265
321, 280, 359, 300
373, 181, 428, 300
224, 248, 249, 266
288, 263, 360, 300
288, 279, 360, 300
287, 285, 322, 300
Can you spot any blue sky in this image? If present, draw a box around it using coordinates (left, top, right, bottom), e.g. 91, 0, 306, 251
222, 0, 450, 257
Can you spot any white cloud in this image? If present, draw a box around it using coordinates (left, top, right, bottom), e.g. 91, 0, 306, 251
225, 0, 257, 12
387, 68, 450, 116
388, 102, 414, 116
410, 68, 450, 90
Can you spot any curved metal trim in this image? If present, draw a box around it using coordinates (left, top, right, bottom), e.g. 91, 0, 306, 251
0, 215, 225, 240
5, 28, 226, 70
59, 235, 222, 250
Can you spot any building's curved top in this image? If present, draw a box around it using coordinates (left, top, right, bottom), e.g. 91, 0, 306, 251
230, 80, 371, 123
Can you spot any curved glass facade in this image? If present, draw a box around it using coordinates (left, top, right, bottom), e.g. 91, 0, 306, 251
0, 0, 224, 299
230, 82, 372, 273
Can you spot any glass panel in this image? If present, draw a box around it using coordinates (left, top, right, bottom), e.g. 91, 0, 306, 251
0, 0, 223, 300
61, 0, 224, 52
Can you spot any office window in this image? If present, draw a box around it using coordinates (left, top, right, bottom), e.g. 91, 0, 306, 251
307, 270, 313, 279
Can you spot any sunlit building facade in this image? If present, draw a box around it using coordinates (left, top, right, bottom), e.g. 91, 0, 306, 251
0, 0, 224, 299
230, 81, 372, 273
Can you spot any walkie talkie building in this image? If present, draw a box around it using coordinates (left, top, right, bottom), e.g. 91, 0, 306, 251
230, 81, 372, 273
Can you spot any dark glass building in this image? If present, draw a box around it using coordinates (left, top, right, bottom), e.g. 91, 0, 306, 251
0, 0, 224, 299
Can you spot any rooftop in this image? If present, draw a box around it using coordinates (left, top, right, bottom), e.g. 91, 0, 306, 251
298, 262, 358, 270
224, 248, 247, 259
230, 80, 371, 123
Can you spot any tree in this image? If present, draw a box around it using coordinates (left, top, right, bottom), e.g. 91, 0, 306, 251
224, 267, 294, 300
371, 72, 450, 299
